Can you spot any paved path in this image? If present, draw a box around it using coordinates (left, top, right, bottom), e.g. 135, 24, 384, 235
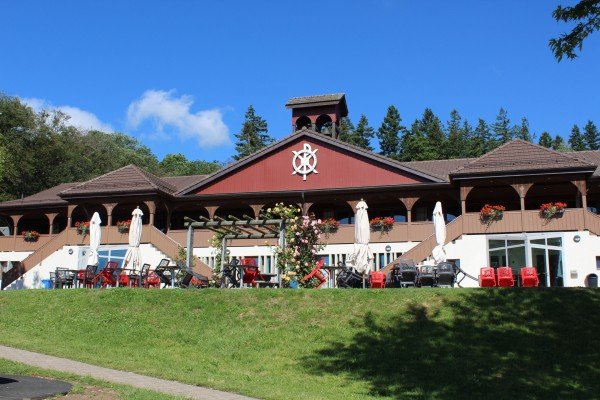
0, 345, 257, 400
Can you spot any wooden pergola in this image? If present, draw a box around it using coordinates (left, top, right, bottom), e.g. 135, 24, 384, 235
184, 215, 286, 285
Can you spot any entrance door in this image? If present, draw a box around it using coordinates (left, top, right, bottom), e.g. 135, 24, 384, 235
529, 245, 563, 287
531, 247, 548, 287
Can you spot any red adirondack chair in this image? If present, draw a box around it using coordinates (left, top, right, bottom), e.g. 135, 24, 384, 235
520, 267, 540, 287
497, 267, 514, 287
93, 261, 120, 288
479, 267, 496, 287
241, 258, 260, 287
369, 271, 386, 289
301, 259, 327, 288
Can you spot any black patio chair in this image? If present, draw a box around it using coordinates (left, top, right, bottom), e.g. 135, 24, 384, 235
55, 268, 75, 288
399, 260, 417, 287
79, 265, 97, 288
386, 263, 402, 288
337, 266, 363, 288
435, 262, 455, 288
418, 266, 435, 287
153, 258, 173, 288
221, 258, 241, 288
180, 269, 209, 289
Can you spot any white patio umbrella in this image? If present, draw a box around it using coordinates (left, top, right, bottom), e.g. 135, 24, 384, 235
87, 212, 102, 266
124, 207, 143, 273
347, 200, 373, 274
432, 201, 446, 264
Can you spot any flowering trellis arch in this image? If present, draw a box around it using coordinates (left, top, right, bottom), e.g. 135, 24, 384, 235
184, 214, 287, 287
184, 203, 325, 288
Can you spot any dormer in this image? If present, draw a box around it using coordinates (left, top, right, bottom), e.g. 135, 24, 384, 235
285, 93, 348, 139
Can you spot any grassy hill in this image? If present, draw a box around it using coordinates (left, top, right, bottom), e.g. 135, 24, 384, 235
0, 288, 599, 400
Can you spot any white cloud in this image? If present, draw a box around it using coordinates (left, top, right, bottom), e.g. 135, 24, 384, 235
126, 90, 230, 147
21, 97, 113, 132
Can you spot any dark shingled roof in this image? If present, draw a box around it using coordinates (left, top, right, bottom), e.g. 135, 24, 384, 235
0, 183, 78, 209
403, 158, 474, 181
285, 93, 345, 107
451, 139, 594, 177
162, 174, 210, 192
60, 164, 177, 197
571, 150, 600, 178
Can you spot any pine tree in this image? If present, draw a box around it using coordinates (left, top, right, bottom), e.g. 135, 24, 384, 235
568, 124, 587, 150
515, 117, 532, 141
469, 119, 492, 157
399, 120, 429, 161
584, 120, 599, 150
337, 117, 355, 143
460, 120, 474, 158
492, 107, 512, 145
233, 105, 274, 160
377, 105, 402, 158
351, 115, 375, 150
538, 131, 553, 148
411, 108, 445, 160
444, 109, 463, 158
552, 135, 567, 151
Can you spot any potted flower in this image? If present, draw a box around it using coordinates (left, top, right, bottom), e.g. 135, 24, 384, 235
117, 220, 131, 233
22, 230, 40, 242
540, 202, 567, 220
318, 218, 340, 234
370, 216, 395, 231
75, 221, 90, 236
480, 204, 505, 226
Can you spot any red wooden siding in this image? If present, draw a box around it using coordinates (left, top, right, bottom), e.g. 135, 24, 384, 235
197, 137, 427, 195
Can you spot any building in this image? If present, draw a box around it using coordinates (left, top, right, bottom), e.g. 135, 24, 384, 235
1, 94, 600, 289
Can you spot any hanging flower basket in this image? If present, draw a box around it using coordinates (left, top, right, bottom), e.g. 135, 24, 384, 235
318, 218, 339, 234
480, 204, 505, 226
117, 220, 131, 233
370, 217, 394, 232
22, 230, 40, 242
540, 202, 567, 220
75, 221, 90, 236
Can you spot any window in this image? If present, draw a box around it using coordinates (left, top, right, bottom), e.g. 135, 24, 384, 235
98, 248, 128, 268
596, 257, 600, 270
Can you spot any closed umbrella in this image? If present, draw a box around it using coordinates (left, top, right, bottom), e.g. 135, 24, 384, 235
87, 212, 102, 266
432, 201, 446, 264
125, 207, 144, 271
124, 207, 143, 273
348, 200, 373, 274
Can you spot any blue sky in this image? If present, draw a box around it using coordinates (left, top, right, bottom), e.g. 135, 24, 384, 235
1, 1, 598, 162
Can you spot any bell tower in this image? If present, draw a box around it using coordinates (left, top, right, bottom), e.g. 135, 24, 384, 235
285, 93, 348, 139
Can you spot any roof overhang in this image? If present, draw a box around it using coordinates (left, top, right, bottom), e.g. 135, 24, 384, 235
450, 167, 596, 181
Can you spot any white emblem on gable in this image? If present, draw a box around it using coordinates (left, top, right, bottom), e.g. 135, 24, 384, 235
292, 143, 318, 181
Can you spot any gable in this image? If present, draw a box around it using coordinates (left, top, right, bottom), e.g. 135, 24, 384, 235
194, 136, 431, 195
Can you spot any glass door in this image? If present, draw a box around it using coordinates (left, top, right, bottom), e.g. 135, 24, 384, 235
528, 237, 563, 287
530, 246, 548, 287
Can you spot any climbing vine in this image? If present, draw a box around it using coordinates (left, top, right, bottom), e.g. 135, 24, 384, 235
264, 203, 324, 288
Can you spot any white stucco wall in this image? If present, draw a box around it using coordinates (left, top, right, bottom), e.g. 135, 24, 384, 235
562, 231, 600, 287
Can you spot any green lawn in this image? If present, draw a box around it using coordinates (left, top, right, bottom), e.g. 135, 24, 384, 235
0, 288, 599, 400
0, 357, 185, 399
